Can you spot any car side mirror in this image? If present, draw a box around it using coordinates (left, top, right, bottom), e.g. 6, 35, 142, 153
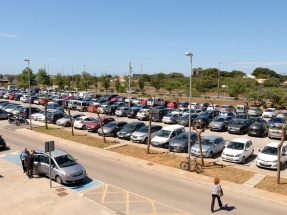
258, 149, 261, 152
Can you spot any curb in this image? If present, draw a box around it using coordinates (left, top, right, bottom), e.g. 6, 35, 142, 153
15, 128, 287, 208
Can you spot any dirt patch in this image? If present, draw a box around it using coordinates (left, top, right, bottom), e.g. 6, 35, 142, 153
32, 127, 116, 149
255, 176, 287, 196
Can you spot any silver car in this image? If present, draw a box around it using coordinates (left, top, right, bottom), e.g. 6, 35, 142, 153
115, 107, 129, 117
33, 149, 86, 184
130, 125, 163, 144
162, 113, 179, 124
98, 121, 128, 137
209, 116, 233, 131
191, 135, 225, 158
56, 114, 85, 127
268, 123, 287, 139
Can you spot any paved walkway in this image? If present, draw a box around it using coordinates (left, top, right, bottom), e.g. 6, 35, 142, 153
0, 159, 117, 215
243, 174, 266, 188
15, 128, 287, 208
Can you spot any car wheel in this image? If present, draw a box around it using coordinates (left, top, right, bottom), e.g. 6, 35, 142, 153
164, 143, 169, 149
209, 152, 213, 158
55, 176, 62, 184
241, 156, 245, 164
240, 130, 243, 135
112, 132, 117, 137
144, 138, 148, 144
65, 122, 71, 127
173, 120, 176, 124
82, 125, 87, 130
268, 136, 272, 139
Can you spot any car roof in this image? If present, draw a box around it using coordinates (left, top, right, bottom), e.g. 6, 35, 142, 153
230, 138, 250, 143
265, 142, 287, 147
202, 135, 222, 140
161, 125, 184, 130
127, 121, 145, 125
35, 148, 68, 158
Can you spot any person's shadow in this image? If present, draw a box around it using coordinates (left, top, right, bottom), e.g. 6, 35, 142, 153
220, 204, 236, 212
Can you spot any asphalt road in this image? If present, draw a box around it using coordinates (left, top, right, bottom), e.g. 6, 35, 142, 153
0, 126, 286, 215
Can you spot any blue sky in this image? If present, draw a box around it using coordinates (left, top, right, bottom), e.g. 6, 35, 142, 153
1, 0, 287, 77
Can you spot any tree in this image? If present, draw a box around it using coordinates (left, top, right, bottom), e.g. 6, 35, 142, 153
137, 77, 145, 95
80, 71, 92, 91
101, 75, 110, 93
164, 79, 179, 96
93, 76, 98, 92
263, 78, 280, 87
54, 73, 65, 90
74, 74, 81, 90
226, 77, 246, 98
252, 67, 277, 78
6, 75, 15, 83
64, 75, 71, 89
114, 78, 121, 93
150, 75, 163, 94
37, 69, 50, 87
19, 67, 37, 87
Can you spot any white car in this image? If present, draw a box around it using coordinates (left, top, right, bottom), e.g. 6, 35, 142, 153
262, 108, 277, 118
31, 109, 57, 121
189, 103, 199, 109
207, 104, 220, 111
73, 116, 97, 130
171, 108, 189, 116
20, 95, 29, 103
221, 138, 254, 164
255, 142, 287, 169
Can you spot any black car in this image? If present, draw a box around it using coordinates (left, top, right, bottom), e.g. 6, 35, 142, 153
247, 122, 268, 137
98, 121, 128, 137
251, 117, 268, 126
169, 131, 198, 153
117, 122, 145, 140
152, 109, 170, 122
197, 103, 210, 111
234, 113, 251, 120
18, 106, 41, 119
177, 102, 189, 108
105, 105, 119, 115
178, 114, 198, 127
29, 96, 38, 104
0, 135, 6, 150
228, 119, 251, 134
127, 108, 141, 118
14, 94, 22, 101
46, 113, 66, 124
193, 116, 210, 129
152, 106, 166, 110
199, 110, 219, 120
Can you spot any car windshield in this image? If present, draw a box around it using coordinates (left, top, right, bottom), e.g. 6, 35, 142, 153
232, 121, 244, 125
249, 107, 257, 111
63, 115, 71, 119
269, 118, 283, 122
174, 133, 188, 141
123, 124, 135, 130
157, 130, 171, 138
37, 110, 45, 114
214, 117, 225, 122
201, 138, 214, 146
165, 113, 173, 117
54, 154, 77, 168
201, 111, 209, 115
181, 115, 189, 119
137, 126, 149, 132
235, 114, 246, 118
261, 146, 278, 155
265, 109, 273, 112
227, 142, 244, 150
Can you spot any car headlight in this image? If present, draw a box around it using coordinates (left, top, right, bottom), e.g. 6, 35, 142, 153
235, 154, 241, 157
126, 132, 132, 136
117, 132, 119, 135
65, 173, 71, 177
256, 157, 262, 161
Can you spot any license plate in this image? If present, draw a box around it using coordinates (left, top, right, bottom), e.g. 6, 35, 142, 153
251, 132, 256, 134
229, 129, 234, 131
153, 142, 158, 145
226, 156, 232, 160
119, 135, 123, 137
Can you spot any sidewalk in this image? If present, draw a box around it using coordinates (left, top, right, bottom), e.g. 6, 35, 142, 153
16, 128, 287, 208
0, 159, 117, 215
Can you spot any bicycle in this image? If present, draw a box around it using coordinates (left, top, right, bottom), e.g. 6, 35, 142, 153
180, 157, 203, 174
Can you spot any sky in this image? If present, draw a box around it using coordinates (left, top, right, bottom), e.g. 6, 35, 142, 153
1, 0, 287, 77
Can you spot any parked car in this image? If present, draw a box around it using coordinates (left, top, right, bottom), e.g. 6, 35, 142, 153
228, 119, 251, 134
177, 114, 198, 127
130, 125, 163, 144
30, 109, 58, 121
105, 105, 121, 116
247, 123, 268, 137
235, 105, 248, 113
33, 148, 86, 184
220, 105, 235, 113
250, 117, 267, 126
169, 131, 198, 153
197, 103, 209, 111
209, 116, 233, 131
162, 113, 179, 124
136, 109, 150, 121
127, 108, 141, 118
267, 117, 285, 127
219, 112, 236, 117
46, 103, 64, 113
191, 135, 225, 158
262, 108, 277, 118
73, 116, 97, 130
268, 123, 287, 139
188, 102, 199, 109
233, 113, 251, 120
86, 117, 115, 132
76, 101, 90, 112
0, 135, 6, 150
0, 109, 9, 119
207, 104, 220, 111
248, 107, 263, 116
255, 142, 287, 169
56, 114, 85, 127
117, 122, 145, 140
115, 106, 130, 117
221, 138, 254, 164
46, 112, 66, 124
18, 106, 41, 119
151, 125, 185, 148
166, 101, 177, 109
152, 109, 170, 122
192, 116, 211, 129
98, 121, 128, 137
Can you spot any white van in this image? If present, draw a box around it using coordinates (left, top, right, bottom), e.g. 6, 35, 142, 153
151, 125, 185, 148
236, 105, 248, 113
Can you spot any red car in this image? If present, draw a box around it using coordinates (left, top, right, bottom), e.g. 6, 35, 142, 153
86, 117, 115, 132
9, 94, 16, 100
111, 96, 120, 102
140, 99, 148, 105
167, 101, 177, 108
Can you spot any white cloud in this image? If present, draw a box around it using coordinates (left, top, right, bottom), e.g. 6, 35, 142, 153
0, 33, 17, 38
233, 61, 287, 68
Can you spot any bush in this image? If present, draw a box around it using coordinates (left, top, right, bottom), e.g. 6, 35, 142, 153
100, 89, 105, 92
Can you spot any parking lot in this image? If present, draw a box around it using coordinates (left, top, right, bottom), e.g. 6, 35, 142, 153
1, 99, 287, 178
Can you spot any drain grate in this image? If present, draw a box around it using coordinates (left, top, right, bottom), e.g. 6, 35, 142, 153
56, 188, 66, 192
57, 192, 68, 197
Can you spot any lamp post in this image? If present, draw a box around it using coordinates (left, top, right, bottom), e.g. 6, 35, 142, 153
23, 59, 32, 130
128, 62, 132, 109
217, 62, 222, 99
185, 52, 193, 163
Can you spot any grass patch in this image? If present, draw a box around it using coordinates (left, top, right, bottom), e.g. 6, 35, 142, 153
32, 127, 116, 149
255, 176, 287, 196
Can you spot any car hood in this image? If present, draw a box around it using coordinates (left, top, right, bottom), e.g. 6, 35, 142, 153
87, 122, 100, 127
60, 163, 85, 174
169, 139, 188, 146
132, 131, 147, 136
57, 118, 69, 123
223, 148, 244, 155
257, 153, 277, 162
101, 127, 114, 133
119, 128, 135, 133
210, 121, 224, 126
229, 124, 243, 128
191, 144, 213, 151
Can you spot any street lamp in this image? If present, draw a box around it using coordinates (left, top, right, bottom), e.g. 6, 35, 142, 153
23, 59, 32, 130
185, 52, 193, 163
217, 62, 222, 99
128, 62, 132, 109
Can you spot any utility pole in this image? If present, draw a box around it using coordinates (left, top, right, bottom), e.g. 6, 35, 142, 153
84, 64, 87, 72
141, 63, 143, 75
217, 62, 222, 99
128, 62, 132, 109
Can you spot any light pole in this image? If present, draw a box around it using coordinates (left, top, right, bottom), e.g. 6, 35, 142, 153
23, 59, 32, 130
128, 62, 132, 109
217, 62, 222, 99
185, 52, 193, 164
84, 64, 87, 72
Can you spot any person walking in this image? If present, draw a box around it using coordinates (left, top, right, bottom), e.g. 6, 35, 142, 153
25, 150, 35, 179
211, 177, 223, 212
19, 148, 30, 173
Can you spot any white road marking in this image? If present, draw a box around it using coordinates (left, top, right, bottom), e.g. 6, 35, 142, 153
11, 152, 19, 155
0, 154, 6, 157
